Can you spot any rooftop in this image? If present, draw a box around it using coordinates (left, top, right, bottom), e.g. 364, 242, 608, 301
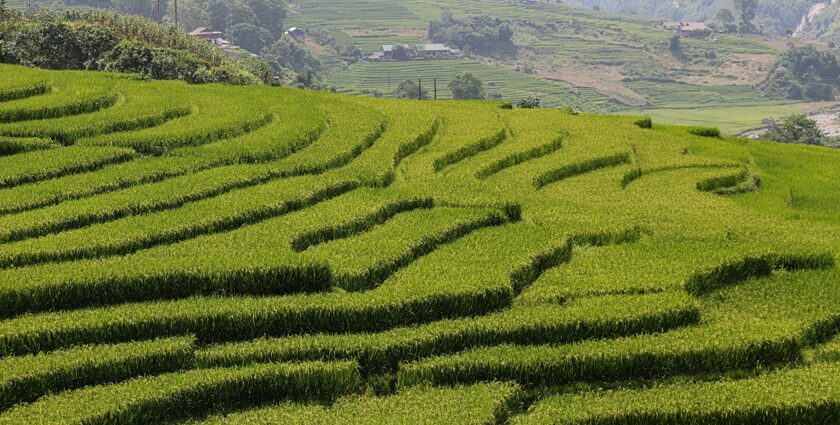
189, 27, 223, 36
416, 44, 451, 52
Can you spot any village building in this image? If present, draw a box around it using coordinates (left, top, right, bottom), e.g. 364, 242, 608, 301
415, 44, 461, 58
382, 44, 397, 59
365, 43, 460, 62
188, 27, 224, 43
285, 27, 306, 38
188, 27, 250, 59
679, 22, 711, 38
659, 21, 711, 38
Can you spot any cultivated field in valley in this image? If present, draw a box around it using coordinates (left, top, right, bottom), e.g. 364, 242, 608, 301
288, 0, 818, 132
0, 64, 839, 423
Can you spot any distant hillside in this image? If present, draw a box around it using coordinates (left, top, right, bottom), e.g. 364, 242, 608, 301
796, 1, 840, 43
283, 0, 825, 133
562, 0, 817, 37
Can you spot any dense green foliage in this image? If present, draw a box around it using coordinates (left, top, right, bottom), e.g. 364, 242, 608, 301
393, 79, 429, 100
759, 45, 840, 101
428, 11, 515, 56
0, 63, 837, 423
0, 9, 261, 84
449, 72, 485, 100
763, 113, 826, 146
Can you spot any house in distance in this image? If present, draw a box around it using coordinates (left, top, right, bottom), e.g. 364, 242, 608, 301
188, 27, 249, 58
660, 21, 712, 38
366, 43, 461, 62
285, 27, 306, 38
188, 27, 224, 43
415, 44, 461, 58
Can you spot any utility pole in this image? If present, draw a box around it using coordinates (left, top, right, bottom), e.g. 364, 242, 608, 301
174, 0, 179, 29
418, 79, 422, 100
434, 78, 437, 100
155, 0, 161, 22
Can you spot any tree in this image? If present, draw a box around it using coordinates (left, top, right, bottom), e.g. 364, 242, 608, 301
669, 35, 683, 57
261, 37, 320, 74
247, 0, 286, 37
735, 0, 758, 34
394, 79, 429, 100
111, 0, 154, 16
172, 0, 209, 32
758, 45, 840, 101
339, 45, 363, 64
428, 12, 514, 55
391, 44, 412, 61
173, 0, 285, 35
449, 72, 485, 100
716, 9, 738, 34
295, 69, 315, 88
516, 95, 540, 109
228, 22, 273, 53
764, 114, 824, 145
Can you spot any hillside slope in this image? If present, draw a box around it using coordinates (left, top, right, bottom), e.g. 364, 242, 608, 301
285, 0, 824, 133
796, 1, 840, 42
0, 64, 838, 423
6, 0, 826, 133
563, 0, 818, 36
288, 0, 796, 118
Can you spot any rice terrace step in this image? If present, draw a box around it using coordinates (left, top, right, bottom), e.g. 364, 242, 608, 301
0, 62, 838, 424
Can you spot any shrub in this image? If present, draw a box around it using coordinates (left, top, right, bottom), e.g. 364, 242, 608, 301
634, 116, 652, 128
516, 96, 541, 109
688, 126, 721, 138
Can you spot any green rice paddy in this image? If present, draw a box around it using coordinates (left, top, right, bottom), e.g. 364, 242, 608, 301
0, 63, 838, 423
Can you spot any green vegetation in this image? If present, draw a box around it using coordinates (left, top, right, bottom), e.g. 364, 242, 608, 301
428, 12, 515, 56
282, 0, 815, 133
763, 113, 826, 146
0, 337, 195, 409
562, 0, 815, 37
514, 363, 840, 425
449, 72, 485, 100
0, 63, 837, 424
633, 103, 804, 134
196, 382, 522, 425
0, 9, 263, 84
759, 45, 840, 101
0, 361, 360, 424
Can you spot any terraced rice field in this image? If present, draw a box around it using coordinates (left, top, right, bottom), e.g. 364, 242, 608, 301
0, 63, 839, 423
327, 60, 622, 112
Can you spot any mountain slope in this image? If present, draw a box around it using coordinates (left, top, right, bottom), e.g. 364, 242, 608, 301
796, 1, 840, 42
563, 0, 818, 36
286, 0, 810, 133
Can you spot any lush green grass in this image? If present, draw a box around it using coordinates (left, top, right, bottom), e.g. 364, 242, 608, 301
633, 104, 806, 134
514, 363, 840, 425
0, 63, 838, 424
196, 382, 522, 425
